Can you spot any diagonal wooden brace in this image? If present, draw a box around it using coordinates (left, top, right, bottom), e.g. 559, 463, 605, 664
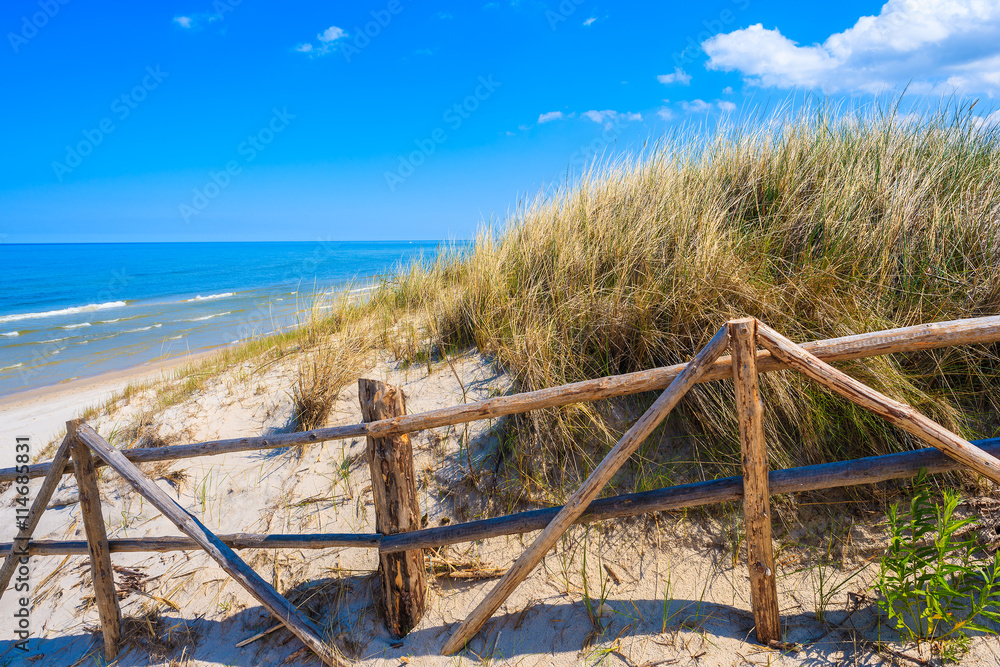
755, 321, 1000, 485
441, 324, 732, 655
73, 424, 348, 667
0, 430, 75, 600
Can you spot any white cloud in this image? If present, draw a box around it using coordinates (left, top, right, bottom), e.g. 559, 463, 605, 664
437, 12, 454, 19
318, 26, 346, 43
581, 110, 609, 123
717, 100, 737, 112
296, 25, 348, 56
704, 1, 1000, 95
172, 13, 222, 30
973, 109, 1000, 130
657, 67, 692, 85
657, 107, 675, 121
538, 111, 565, 123
681, 99, 713, 113
582, 110, 642, 127
722, 86, 734, 94
583, 17, 596, 26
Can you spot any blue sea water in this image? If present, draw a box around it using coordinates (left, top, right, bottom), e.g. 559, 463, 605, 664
0, 241, 451, 397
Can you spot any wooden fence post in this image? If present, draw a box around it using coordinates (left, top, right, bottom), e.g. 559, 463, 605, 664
729, 319, 781, 645
69, 420, 121, 661
359, 379, 426, 638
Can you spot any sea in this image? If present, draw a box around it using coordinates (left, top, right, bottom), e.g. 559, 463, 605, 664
0, 241, 451, 398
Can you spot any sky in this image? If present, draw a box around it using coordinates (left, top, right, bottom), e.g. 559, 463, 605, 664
2, 0, 999, 243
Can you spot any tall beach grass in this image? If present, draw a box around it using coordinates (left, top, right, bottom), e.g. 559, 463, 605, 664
97, 101, 1000, 505
359, 101, 1000, 500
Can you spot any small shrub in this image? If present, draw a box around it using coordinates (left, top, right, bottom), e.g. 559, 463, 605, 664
875, 473, 1000, 659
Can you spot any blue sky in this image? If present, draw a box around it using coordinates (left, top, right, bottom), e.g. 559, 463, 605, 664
2, 0, 998, 243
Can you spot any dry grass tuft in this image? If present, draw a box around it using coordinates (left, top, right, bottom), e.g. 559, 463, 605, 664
117, 610, 199, 661
291, 300, 370, 432
114, 410, 176, 450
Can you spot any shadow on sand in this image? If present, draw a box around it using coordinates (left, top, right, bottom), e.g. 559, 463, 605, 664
5, 569, 967, 667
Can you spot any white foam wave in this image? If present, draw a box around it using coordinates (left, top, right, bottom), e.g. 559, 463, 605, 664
183, 311, 232, 322
1, 331, 18, 337
185, 292, 234, 302
166, 334, 183, 340
0, 301, 126, 324
61, 322, 91, 329
99, 318, 123, 324
0, 362, 24, 372
40, 336, 71, 343
123, 324, 163, 333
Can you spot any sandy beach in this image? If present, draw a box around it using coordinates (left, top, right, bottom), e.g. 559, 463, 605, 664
8, 1, 1000, 663
0, 348, 220, 467
2, 342, 999, 666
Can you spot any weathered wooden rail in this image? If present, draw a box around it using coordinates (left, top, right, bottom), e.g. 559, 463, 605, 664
3, 315, 1000, 664
4, 437, 1000, 558
5, 315, 999, 485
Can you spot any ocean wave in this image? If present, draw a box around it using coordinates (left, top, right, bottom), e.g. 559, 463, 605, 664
1, 331, 18, 337
0, 362, 24, 372
99, 318, 123, 324
185, 292, 234, 302
166, 334, 184, 340
61, 322, 91, 329
182, 311, 232, 322
0, 301, 127, 324
123, 324, 163, 333
40, 336, 71, 343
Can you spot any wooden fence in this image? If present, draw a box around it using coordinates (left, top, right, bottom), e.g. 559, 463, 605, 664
3, 315, 1000, 665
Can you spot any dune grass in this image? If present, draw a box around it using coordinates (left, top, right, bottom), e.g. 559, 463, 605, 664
71, 101, 1000, 505
355, 101, 1000, 500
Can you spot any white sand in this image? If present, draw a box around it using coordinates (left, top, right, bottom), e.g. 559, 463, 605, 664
0, 350, 218, 464
1, 349, 998, 666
